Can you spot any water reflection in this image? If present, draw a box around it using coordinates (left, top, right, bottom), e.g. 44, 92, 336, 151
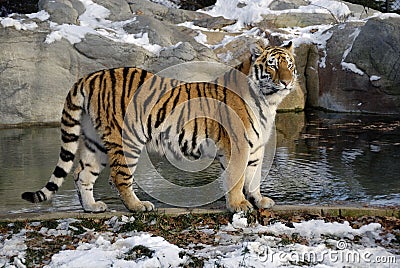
0, 111, 399, 215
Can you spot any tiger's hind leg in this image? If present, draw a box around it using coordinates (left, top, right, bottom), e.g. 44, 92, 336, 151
108, 144, 154, 212
74, 138, 108, 212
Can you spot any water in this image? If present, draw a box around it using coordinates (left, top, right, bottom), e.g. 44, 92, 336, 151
0, 111, 399, 215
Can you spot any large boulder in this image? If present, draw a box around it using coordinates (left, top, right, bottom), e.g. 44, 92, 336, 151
316, 16, 400, 114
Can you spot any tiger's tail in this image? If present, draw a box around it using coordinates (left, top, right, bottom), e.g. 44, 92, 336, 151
22, 80, 85, 203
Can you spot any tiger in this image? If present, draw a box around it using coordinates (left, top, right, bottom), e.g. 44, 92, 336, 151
22, 41, 297, 213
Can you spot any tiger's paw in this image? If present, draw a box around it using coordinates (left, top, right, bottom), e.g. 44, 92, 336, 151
83, 201, 108, 213
228, 199, 254, 213
256, 197, 275, 209
127, 201, 155, 212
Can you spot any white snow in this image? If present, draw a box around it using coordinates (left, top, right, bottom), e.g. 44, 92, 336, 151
1, 214, 398, 268
370, 75, 381, 81
340, 28, 365, 75
202, 0, 352, 31
44, 0, 164, 53
341, 62, 364, 75
26, 10, 50, 21
0, 17, 38, 31
49, 233, 186, 268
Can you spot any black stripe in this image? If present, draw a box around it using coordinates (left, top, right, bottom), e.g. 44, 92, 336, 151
245, 106, 260, 139
121, 67, 129, 116
60, 147, 75, 162
117, 170, 133, 178
90, 171, 100, 176
138, 69, 148, 87
87, 72, 99, 112
110, 162, 137, 168
147, 114, 152, 139
61, 129, 79, 143
247, 159, 259, 166
254, 65, 260, 81
127, 68, 138, 97
124, 122, 146, 145
37, 191, 46, 202
192, 118, 198, 149
143, 77, 158, 108
54, 166, 67, 178
109, 69, 117, 113
66, 93, 82, 111
171, 86, 181, 111
61, 110, 80, 127
248, 83, 267, 124
155, 88, 174, 129
204, 117, 209, 139
246, 137, 254, 148
186, 83, 191, 121
45, 182, 59, 192
178, 129, 185, 146
84, 140, 96, 153
181, 140, 189, 155
176, 105, 185, 134
71, 82, 79, 96
117, 182, 133, 188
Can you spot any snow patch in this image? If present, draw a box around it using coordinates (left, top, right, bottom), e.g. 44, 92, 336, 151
44, 0, 166, 54
202, 0, 275, 31
0, 17, 38, 30
341, 62, 364, 75
370, 75, 381, 81
341, 28, 364, 75
26, 10, 50, 21
48, 233, 186, 267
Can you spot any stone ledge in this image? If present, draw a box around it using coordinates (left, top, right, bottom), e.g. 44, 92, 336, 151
1, 205, 398, 222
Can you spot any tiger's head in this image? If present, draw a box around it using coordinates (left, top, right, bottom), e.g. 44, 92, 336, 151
249, 42, 297, 96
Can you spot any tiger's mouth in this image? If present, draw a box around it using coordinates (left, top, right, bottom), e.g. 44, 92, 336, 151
258, 80, 294, 96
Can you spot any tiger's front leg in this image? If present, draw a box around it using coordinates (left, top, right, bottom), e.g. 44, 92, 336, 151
244, 146, 275, 209
221, 154, 254, 213
109, 149, 154, 212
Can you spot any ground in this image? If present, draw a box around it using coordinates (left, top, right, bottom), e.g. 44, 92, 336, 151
1, 209, 399, 267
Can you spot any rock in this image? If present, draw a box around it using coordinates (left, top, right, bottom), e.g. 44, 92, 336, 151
123, 15, 195, 47
256, 13, 336, 29
127, 0, 209, 24
317, 17, 400, 114
93, 0, 134, 21
269, 0, 308, 11
192, 16, 236, 30
345, 2, 378, 20
346, 17, 400, 96
0, 24, 77, 124
38, 0, 84, 24
73, 34, 151, 71
151, 42, 218, 73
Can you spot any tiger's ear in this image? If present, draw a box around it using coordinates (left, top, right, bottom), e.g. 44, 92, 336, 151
282, 41, 294, 52
250, 43, 265, 60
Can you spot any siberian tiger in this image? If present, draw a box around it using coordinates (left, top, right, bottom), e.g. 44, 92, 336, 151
22, 41, 297, 213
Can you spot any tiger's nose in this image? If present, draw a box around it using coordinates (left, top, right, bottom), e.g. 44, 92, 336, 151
280, 80, 290, 87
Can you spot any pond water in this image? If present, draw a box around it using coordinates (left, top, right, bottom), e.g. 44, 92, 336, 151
0, 111, 399, 215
